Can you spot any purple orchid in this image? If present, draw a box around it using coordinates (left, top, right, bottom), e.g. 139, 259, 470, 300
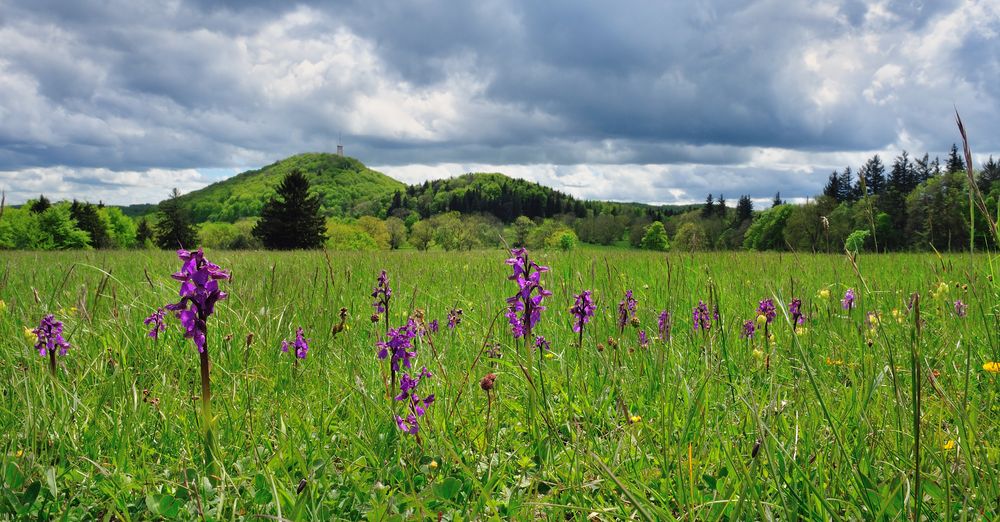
163, 248, 230, 353
658, 310, 672, 342
617, 290, 637, 332
570, 290, 596, 333
504, 248, 552, 339
143, 308, 166, 339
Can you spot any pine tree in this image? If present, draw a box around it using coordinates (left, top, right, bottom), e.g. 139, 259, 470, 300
978, 156, 1000, 195
772, 192, 783, 207
860, 155, 886, 196
823, 170, 842, 201
155, 189, 198, 249
252, 170, 326, 249
946, 144, 965, 174
702, 194, 714, 218
136, 218, 153, 247
914, 154, 931, 184
70, 200, 111, 248
839, 167, 858, 202
716, 194, 727, 218
734, 195, 753, 223
30, 194, 51, 214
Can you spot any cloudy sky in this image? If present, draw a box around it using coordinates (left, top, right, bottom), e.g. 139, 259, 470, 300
1, 0, 998, 207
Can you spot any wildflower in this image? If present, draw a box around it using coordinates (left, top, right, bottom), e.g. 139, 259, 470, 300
371, 270, 392, 318
429, 319, 439, 333
24, 326, 36, 344
865, 311, 881, 331
143, 308, 167, 339
394, 366, 435, 436
33, 314, 71, 357
163, 248, 230, 353
629, 415, 642, 424
429, 460, 439, 470
447, 308, 463, 329
841, 289, 855, 310
931, 282, 949, 300
617, 290, 637, 332
943, 440, 956, 451
740, 320, 755, 339
480, 372, 497, 391
638, 330, 649, 348
692, 301, 712, 331
0, 299, 6, 313
534, 336, 551, 352
817, 288, 831, 300
657, 310, 671, 342
376, 321, 419, 372
953, 300, 967, 318
281, 327, 310, 359
795, 326, 808, 336
570, 290, 596, 333
983, 362, 1000, 374
789, 298, 804, 325
757, 299, 777, 324
891, 308, 905, 324
504, 248, 552, 339
826, 357, 844, 366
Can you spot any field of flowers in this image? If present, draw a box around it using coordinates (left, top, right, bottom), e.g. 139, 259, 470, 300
0, 247, 998, 520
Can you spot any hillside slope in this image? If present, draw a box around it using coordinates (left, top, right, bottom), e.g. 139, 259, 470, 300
168, 153, 404, 223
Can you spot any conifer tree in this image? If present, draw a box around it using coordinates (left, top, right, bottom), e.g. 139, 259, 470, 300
252, 170, 326, 249
155, 189, 198, 249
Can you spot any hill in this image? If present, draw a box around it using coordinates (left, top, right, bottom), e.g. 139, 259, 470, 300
167, 153, 405, 223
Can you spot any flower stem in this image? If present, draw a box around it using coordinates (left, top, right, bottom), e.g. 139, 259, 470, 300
48, 349, 56, 376
200, 342, 215, 472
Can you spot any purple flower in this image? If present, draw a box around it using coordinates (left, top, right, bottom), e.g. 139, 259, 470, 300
371, 270, 392, 326
163, 248, 230, 353
504, 248, 552, 338
376, 320, 419, 372
394, 365, 434, 435
789, 298, 804, 325
534, 335, 551, 351
143, 308, 167, 339
692, 301, 712, 331
954, 300, 967, 318
570, 290, 596, 333
447, 308, 463, 329
841, 289, 855, 310
657, 310, 672, 342
429, 319, 440, 333
757, 299, 777, 324
33, 314, 71, 357
617, 290, 637, 331
740, 320, 755, 339
281, 327, 310, 359
638, 330, 649, 348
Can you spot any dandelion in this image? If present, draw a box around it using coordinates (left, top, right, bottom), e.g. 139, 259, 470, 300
983, 362, 1000, 374
657, 310, 671, 342
954, 300, 967, 318
757, 299, 777, 324
841, 289, 855, 310
570, 290, 596, 334
504, 248, 552, 339
447, 308, 463, 329
281, 327, 310, 359
692, 301, 712, 331
371, 270, 392, 324
143, 308, 167, 339
33, 314, 71, 375
740, 320, 755, 339
617, 290, 637, 332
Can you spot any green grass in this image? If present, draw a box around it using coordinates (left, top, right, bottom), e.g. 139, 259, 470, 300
0, 248, 998, 520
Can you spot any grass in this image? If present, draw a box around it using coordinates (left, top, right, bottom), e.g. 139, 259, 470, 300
0, 247, 998, 520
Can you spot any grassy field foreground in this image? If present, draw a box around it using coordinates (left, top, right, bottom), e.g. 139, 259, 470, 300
0, 248, 998, 520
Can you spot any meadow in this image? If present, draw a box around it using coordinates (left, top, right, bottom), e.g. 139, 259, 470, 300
0, 247, 998, 520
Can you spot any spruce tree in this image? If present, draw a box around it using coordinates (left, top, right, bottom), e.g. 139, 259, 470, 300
30, 194, 51, 213
860, 155, 886, 196
716, 194, 727, 218
155, 189, 198, 249
252, 170, 326, 249
702, 194, 714, 218
946, 144, 965, 174
734, 195, 753, 223
978, 156, 1000, 195
823, 171, 842, 201
772, 192, 783, 207
70, 200, 112, 248
136, 218, 153, 247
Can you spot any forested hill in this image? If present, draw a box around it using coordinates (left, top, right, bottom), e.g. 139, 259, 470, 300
387, 172, 694, 223
167, 153, 405, 223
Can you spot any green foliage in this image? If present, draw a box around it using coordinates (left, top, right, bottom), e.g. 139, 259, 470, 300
672, 222, 706, 251
408, 220, 433, 251
545, 229, 578, 251
170, 154, 405, 223
199, 220, 260, 250
325, 221, 378, 251
385, 217, 406, 250
845, 229, 870, 256
905, 172, 970, 251
743, 204, 793, 250
252, 170, 327, 249
37, 205, 91, 250
155, 194, 198, 250
639, 221, 669, 251
512, 216, 535, 247
101, 207, 137, 249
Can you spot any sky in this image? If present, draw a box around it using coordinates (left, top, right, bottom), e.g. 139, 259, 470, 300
1, 0, 999, 207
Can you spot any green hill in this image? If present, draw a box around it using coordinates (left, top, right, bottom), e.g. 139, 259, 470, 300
168, 153, 405, 223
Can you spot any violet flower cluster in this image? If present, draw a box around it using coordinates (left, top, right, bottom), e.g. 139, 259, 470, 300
692, 301, 712, 331
757, 299, 777, 324
570, 290, 596, 333
789, 298, 805, 325
281, 327, 310, 359
376, 320, 420, 372
842, 289, 856, 310
617, 290, 637, 331
163, 249, 230, 353
534, 335, 551, 352
638, 330, 649, 348
143, 308, 166, 339
504, 248, 552, 338
658, 310, 672, 342
429, 319, 440, 333
740, 319, 755, 339
395, 366, 435, 435
33, 314, 71, 357
447, 308, 463, 329
954, 300, 967, 318
371, 270, 392, 318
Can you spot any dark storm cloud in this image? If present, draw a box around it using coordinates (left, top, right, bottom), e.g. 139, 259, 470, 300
0, 0, 998, 205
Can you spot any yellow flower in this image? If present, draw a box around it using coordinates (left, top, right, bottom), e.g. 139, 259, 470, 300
24, 326, 36, 344
984, 362, 1000, 374
15, 450, 23, 458
429, 460, 438, 470
931, 282, 950, 300
752, 348, 764, 359
629, 415, 642, 424
0, 299, 6, 313
818, 288, 831, 300
795, 326, 808, 336
891, 309, 904, 324
943, 440, 956, 451
544, 352, 554, 360
826, 357, 844, 366
767, 333, 776, 346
